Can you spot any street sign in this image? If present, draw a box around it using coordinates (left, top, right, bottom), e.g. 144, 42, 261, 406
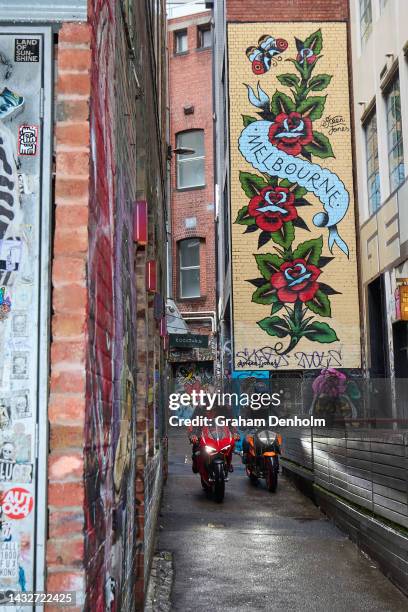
169, 334, 209, 349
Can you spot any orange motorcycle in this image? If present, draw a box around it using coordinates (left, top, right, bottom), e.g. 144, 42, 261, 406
242, 430, 282, 492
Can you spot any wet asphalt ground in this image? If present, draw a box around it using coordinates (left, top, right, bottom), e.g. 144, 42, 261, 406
156, 430, 408, 612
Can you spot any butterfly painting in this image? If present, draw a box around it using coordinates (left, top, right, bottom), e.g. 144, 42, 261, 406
246, 35, 288, 75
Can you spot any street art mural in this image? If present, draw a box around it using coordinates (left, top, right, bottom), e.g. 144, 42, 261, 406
173, 362, 214, 419
84, 1, 144, 609
228, 23, 361, 370
0, 31, 44, 595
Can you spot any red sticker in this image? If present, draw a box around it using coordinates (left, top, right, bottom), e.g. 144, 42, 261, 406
1, 487, 33, 519
18, 125, 39, 156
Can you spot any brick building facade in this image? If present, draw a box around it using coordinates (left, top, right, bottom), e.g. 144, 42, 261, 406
167, 11, 217, 387
0, 1, 167, 609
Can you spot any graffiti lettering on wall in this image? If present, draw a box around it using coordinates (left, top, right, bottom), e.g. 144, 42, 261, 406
228, 23, 361, 370
235, 346, 342, 369
174, 362, 214, 418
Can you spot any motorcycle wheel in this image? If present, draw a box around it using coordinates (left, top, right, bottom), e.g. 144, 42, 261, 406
266, 460, 278, 493
246, 466, 258, 484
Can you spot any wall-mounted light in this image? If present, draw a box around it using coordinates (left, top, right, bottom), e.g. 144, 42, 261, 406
133, 200, 148, 245
167, 145, 195, 161
146, 260, 157, 293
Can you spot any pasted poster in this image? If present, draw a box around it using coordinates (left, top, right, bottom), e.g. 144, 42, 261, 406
228, 23, 361, 371
0, 31, 43, 595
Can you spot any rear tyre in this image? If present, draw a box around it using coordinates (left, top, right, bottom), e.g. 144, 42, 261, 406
266, 459, 278, 493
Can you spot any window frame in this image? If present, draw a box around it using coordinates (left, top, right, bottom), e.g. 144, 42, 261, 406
359, 0, 372, 45
385, 72, 405, 193
363, 108, 381, 214
179, 238, 201, 299
198, 24, 211, 49
176, 129, 205, 190
174, 29, 188, 54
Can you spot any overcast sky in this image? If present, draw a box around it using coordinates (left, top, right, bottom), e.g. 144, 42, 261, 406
166, 0, 208, 18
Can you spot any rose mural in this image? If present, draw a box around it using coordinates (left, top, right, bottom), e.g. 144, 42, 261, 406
235, 28, 343, 354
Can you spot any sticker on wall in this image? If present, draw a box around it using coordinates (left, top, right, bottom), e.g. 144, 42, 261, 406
0, 541, 19, 579
0, 88, 24, 121
11, 312, 27, 337
0, 287, 11, 321
18, 126, 38, 157
14, 39, 39, 63
0, 400, 11, 431
11, 392, 30, 420
10, 353, 29, 380
0, 240, 21, 275
0, 488, 33, 520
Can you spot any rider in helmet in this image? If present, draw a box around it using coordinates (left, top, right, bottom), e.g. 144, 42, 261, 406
188, 389, 240, 473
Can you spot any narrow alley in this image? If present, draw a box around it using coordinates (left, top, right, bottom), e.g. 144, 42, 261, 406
157, 431, 408, 611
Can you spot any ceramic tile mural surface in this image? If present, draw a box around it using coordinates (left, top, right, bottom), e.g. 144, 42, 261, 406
228, 22, 361, 371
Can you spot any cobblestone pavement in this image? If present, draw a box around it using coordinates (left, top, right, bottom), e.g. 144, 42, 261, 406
145, 551, 173, 611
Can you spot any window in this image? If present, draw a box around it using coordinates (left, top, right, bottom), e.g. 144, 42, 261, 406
176, 130, 205, 189
198, 25, 211, 49
364, 110, 381, 212
359, 0, 372, 44
179, 239, 200, 298
175, 30, 188, 53
386, 74, 405, 192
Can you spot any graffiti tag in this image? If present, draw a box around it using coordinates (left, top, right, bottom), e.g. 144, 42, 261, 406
294, 349, 342, 369
235, 346, 290, 369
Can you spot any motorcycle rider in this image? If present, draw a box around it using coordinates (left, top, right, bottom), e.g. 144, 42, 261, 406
188, 389, 240, 473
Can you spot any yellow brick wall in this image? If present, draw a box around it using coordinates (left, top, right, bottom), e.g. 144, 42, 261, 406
228, 22, 361, 370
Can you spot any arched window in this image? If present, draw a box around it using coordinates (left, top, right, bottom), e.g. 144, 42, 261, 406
176, 130, 205, 189
179, 238, 200, 298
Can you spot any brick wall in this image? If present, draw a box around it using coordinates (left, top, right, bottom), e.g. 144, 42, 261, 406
47, 1, 167, 609
226, 0, 348, 22
47, 21, 91, 607
168, 11, 216, 320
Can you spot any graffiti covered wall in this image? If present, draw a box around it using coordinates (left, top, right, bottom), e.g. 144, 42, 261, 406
0, 31, 48, 596
228, 22, 361, 371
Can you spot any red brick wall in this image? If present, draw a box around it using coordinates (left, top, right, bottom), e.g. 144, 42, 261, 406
226, 0, 348, 21
47, 3, 168, 609
169, 11, 216, 320
47, 22, 91, 607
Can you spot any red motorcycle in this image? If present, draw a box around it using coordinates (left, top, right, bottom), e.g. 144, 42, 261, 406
194, 425, 235, 502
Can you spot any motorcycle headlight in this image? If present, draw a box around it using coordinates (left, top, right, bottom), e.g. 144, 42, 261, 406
204, 445, 216, 454
257, 430, 277, 445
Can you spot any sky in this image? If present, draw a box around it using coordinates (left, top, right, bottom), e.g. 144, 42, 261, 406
166, 0, 208, 18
